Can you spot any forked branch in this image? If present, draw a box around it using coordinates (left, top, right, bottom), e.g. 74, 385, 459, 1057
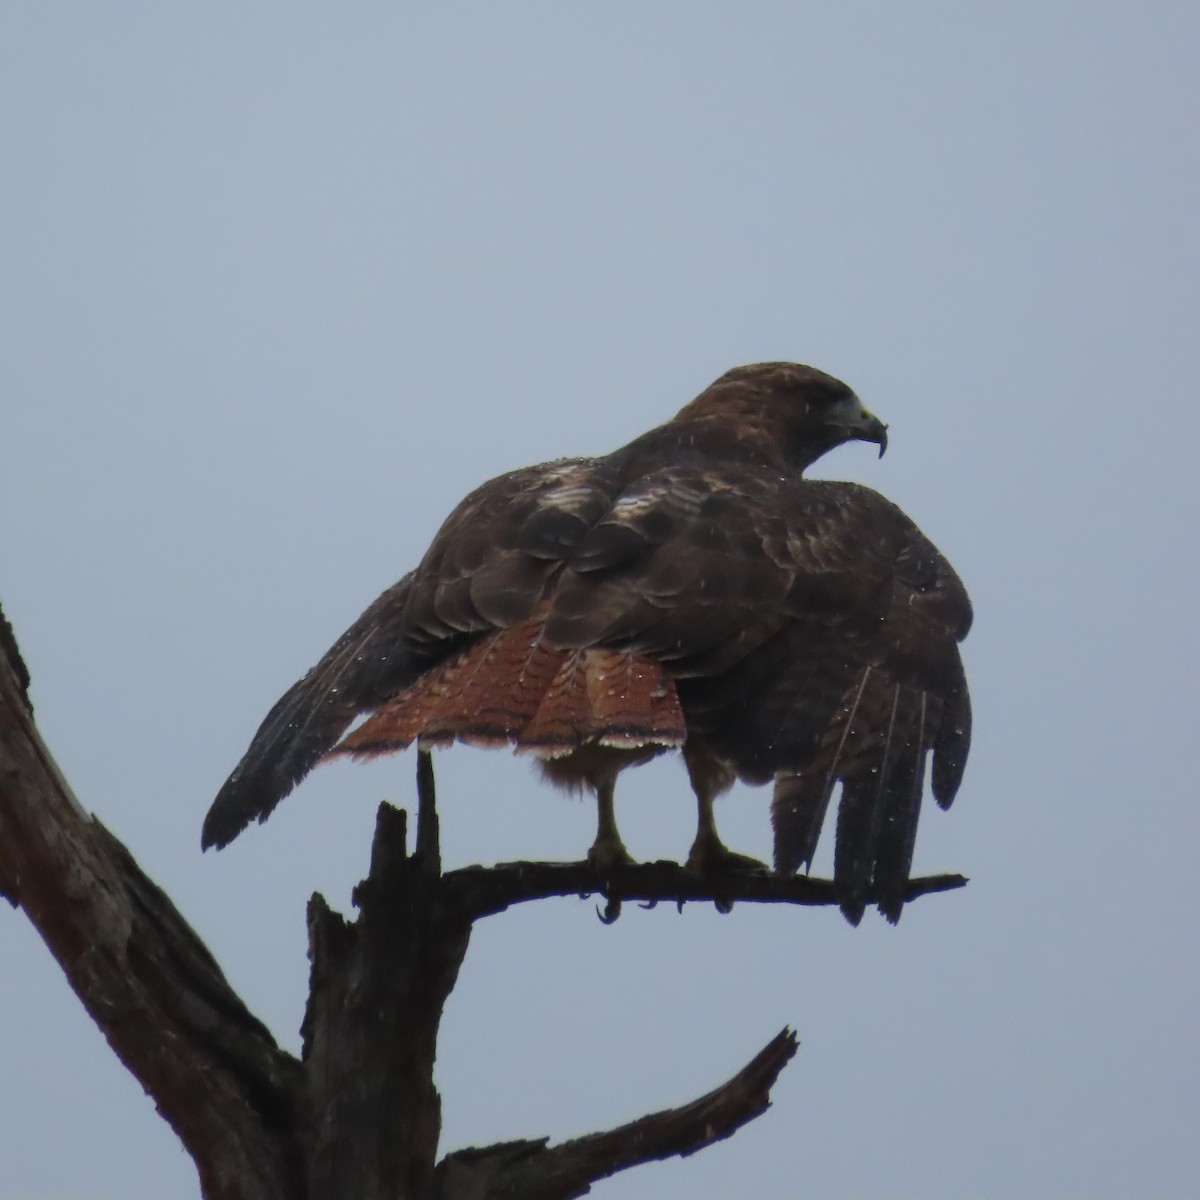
0, 599, 961, 1199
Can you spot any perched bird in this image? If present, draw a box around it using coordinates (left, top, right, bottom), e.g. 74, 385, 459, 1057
204, 362, 972, 923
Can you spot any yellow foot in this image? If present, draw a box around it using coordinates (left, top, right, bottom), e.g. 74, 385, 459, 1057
684, 834, 765, 876
587, 835, 635, 875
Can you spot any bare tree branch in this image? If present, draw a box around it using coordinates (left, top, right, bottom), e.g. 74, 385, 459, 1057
434, 1028, 799, 1200
0, 604, 30, 712
444, 857, 967, 923
1, 598, 966, 1198
302, 802, 473, 1200
415, 747, 440, 868
0, 604, 304, 1200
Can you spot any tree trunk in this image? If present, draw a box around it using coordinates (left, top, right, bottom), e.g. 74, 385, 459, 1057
0, 600, 963, 1198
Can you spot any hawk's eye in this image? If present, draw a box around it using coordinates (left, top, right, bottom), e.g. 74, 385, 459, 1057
812, 384, 854, 410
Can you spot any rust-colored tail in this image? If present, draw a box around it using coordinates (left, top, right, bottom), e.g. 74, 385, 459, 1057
329, 619, 687, 761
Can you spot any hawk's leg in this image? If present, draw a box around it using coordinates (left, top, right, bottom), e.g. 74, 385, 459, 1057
683, 742, 764, 874
587, 774, 635, 873
685, 788, 765, 874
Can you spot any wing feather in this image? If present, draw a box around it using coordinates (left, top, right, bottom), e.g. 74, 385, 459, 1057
201, 575, 418, 848
206, 414, 972, 911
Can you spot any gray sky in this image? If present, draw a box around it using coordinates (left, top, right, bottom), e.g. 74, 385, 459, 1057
2, 5, 1197, 1198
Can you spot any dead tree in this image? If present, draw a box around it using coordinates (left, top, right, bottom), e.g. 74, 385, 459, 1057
0, 601, 964, 1199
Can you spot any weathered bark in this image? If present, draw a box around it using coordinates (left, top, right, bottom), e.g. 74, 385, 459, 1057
302, 798, 472, 1199
0, 600, 965, 1198
433, 1027, 799, 1200
0, 606, 305, 1200
442, 857, 965, 924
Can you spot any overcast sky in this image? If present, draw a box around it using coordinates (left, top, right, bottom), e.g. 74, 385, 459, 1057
3, 5, 1198, 1198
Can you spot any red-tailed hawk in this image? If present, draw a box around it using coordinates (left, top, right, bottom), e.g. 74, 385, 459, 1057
204, 363, 972, 923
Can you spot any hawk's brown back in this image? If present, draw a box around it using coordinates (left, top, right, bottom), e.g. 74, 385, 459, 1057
203, 362, 971, 924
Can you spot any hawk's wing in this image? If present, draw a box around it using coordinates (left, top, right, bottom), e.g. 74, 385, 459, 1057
205, 454, 971, 920
201, 573, 416, 848
202, 456, 617, 848
425, 460, 971, 925
513, 467, 971, 923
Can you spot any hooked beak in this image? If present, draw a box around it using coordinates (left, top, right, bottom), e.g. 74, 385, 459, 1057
842, 406, 889, 458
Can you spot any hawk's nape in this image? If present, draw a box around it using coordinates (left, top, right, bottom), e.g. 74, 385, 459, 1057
203, 362, 972, 923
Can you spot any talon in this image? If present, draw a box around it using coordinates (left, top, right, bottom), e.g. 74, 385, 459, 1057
639, 899, 658, 910
597, 897, 622, 924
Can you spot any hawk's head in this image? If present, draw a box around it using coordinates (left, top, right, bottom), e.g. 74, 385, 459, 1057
676, 361, 888, 472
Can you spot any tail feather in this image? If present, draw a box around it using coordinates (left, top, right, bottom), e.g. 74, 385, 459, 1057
518, 645, 686, 755
513, 649, 593, 754
333, 619, 561, 755
330, 620, 686, 765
